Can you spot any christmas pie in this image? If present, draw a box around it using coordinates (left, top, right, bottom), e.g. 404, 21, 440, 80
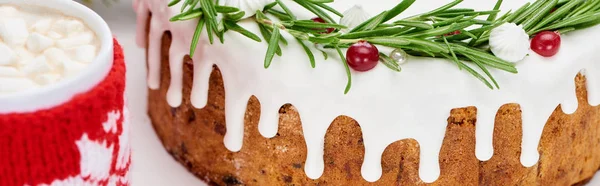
134, 0, 600, 185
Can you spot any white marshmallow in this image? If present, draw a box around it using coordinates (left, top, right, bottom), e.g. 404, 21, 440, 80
22, 56, 53, 75
0, 77, 38, 93
13, 47, 35, 66
31, 19, 53, 34
0, 43, 16, 65
66, 45, 97, 63
0, 66, 24, 77
0, 6, 19, 18
63, 60, 87, 78
0, 18, 30, 47
44, 47, 70, 67
50, 19, 85, 37
27, 33, 55, 53
34, 73, 62, 85
56, 32, 93, 48
47, 31, 63, 39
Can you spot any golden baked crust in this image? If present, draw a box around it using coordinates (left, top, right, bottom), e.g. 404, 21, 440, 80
145, 14, 600, 185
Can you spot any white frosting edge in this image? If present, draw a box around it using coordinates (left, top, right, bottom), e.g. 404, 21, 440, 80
0, 0, 113, 114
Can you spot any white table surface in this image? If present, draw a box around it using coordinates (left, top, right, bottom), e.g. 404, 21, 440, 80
84, 0, 600, 185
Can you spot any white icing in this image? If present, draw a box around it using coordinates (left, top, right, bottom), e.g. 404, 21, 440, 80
0, 0, 113, 114
340, 5, 370, 32
135, 0, 600, 183
220, 0, 275, 19
489, 23, 530, 63
0, 4, 101, 95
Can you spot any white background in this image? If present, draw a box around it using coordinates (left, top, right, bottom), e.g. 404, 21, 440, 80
83, 0, 600, 185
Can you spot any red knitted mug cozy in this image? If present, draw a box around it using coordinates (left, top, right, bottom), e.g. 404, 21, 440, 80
0, 39, 129, 186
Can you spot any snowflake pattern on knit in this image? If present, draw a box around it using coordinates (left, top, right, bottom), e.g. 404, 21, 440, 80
40, 106, 131, 186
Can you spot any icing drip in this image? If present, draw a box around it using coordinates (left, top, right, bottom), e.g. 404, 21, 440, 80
135, 0, 600, 183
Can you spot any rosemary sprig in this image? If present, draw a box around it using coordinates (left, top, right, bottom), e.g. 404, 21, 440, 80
168, 0, 600, 93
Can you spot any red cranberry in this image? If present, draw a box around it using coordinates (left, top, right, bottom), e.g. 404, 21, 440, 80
531, 31, 561, 57
346, 41, 379, 72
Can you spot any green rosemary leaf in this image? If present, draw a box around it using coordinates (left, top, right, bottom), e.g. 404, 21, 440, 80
266, 9, 292, 21
180, 0, 195, 12
168, 0, 182, 7
292, 20, 347, 29
557, 0, 569, 6
306, 0, 333, 3
189, 18, 205, 57
215, 6, 239, 13
379, 52, 402, 72
402, 37, 449, 53
258, 23, 283, 55
534, 12, 600, 34
402, 45, 436, 57
467, 20, 505, 45
170, 8, 203, 21
322, 51, 328, 60
505, 2, 530, 23
314, 3, 344, 17
294, 0, 335, 23
215, 20, 225, 43
521, 0, 558, 31
436, 10, 500, 17
453, 44, 517, 73
406, 21, 476, 38
350, 11, 389, 32
309, 36, 339, 44
556, 27, 576, 34
512, 0, 545, 24
496, 10, 512, 21
472, 19, 493, 25
255, 10, 269, 21
460, 29, 478, 39
361, 11, 390, 32
205, 18, 214, 44
334, 45, 352, 94
574, 17, 600, 30
431, 15, 464, 27
442, 36, 461, 69
464, 53, 499, 89
276, 0, 297, 20
279, 34, 289, 46
217, 27, 226, 43
317, 32, 343, 38
420, 0, 463, 17
341, 27, 409, 39
287, 29, 310, 40
366, 37, 411, 48
394, 20, 433, 29
487, 0, 503, 21
530, 0, 583, 32
224, 11, 245, 21
264, 27, 280, 68
297, 38, 316, 68
383, 0, 416, 22
567, 0, 596, 18
224, 21, 262, 42
441, 8, 475, 14
264, 2, 277, 11
440, 53, 493, 89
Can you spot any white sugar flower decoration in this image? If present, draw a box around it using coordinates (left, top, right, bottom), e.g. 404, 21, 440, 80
221, 0, 275, 19
340, 5, 371, 32
489, 23, 530, 63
